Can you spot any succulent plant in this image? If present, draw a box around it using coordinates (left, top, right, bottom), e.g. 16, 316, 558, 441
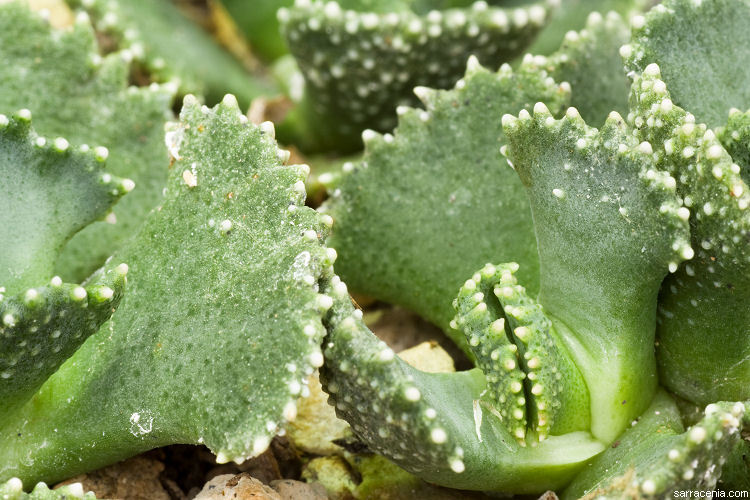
322, 10, 631, 351
322, 57, 562, 349
0, 85, 340, 484
622, 0, 750, 408
316, 0, 750, 496
0, 110, 130, 418
1, 0, 749, 497
526, 0, 647, 54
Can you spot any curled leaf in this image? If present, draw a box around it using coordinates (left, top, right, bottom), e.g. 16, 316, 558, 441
319, 274, 605, 493
452, 263, 589, 443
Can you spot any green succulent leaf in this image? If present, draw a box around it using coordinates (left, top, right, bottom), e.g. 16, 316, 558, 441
0, 111, 129, 292
452, 263, 589, 443
524, 10, 631, 126
319, 275, 605, 493
628, 66, 750, 405
279, 0, 553, 151
717, 107, 750, 183
0, 1, 174, 282
65, 0, 276, 107
564, 393, 749, 499
0, 478, 96, 499
324, 58, 569, 351
503, 102, 690, 442
623, 0, 750, 128
0, 96, 335, 485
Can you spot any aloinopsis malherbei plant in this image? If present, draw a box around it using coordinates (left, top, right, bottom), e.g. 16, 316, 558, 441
0, 0, 748, 498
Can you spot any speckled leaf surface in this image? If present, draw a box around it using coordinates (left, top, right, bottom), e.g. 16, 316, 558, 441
319, 274, 605, 493
525, 11, 631, 126
278, 0, 552, 151
0, 2, 174, 282
623, 0, 750, 128
0, 111, 129, 418
503, 103, 690, 443
563, 393, 749, 499
66, 0, 277, 107
0, 259, 128, 420
452, 263, 590, 444
324, 59, 569, 350
0, 111, 129, 292
0, 478, 96, 499
627, 66, 750, 405
317, 77, 697, 493
0, 96, 335, 485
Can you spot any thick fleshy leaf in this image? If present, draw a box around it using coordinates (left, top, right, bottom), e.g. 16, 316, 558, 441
319, 274, 605, 493
452, 263, 589, 443
503, 103, 690, 442
0, 111, 129, 292
324, 58, 569, 351
627, 66, 750, 405
0, 96, 335, 485
623, 0, 750, 128
278, 0, 552, 151
0, 2, 174, 281
563, 393, 748, 499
